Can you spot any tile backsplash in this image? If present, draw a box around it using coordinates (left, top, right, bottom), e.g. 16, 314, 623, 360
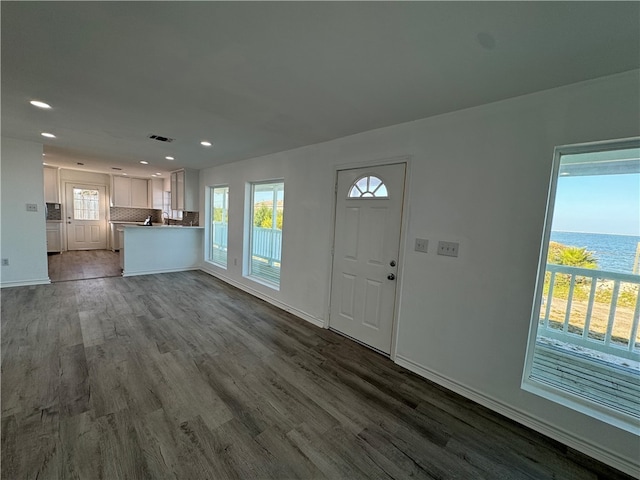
110, 207, 162, 223
110, 207, 199, 226
45, 203, 62, 221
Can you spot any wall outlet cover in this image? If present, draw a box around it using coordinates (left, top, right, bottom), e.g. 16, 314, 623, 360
26, 203, 38, 212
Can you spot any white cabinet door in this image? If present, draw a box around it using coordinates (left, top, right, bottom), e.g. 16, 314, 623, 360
131, 178, 149, 208
43, 167, 59, 203
46, 223, 62, 252
113, 176, 131, 207
149, 178, 164, 209
176, 170, 185, 210
170, 169, 199, 212
170, 172, 178, 210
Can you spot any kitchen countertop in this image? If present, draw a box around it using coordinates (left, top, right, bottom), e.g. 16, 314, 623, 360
120, 224, 204, 229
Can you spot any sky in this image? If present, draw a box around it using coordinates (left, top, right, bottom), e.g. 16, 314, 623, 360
551, 173, 640, 236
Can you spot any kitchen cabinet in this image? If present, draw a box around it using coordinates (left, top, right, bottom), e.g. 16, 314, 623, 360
131, 178, 149, 208
43, 166, 59, 203
112, 176, 149, 208
46, 222, 62, 253
170, 169, 199, 211
149, 178, 164, 209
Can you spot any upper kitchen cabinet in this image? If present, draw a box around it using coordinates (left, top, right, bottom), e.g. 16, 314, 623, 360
170, 169, 199, 211
149, 178, 164, 210
43, 166, 59, 203
112, 176, 149, 208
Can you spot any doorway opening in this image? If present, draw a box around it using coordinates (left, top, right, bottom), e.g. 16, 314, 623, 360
48, 182, 118, 282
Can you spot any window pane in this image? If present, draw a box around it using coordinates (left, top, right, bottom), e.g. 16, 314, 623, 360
249, 182, 284, 286
73, 188, 99, 220
210, 186, 229, 267
348, 176, 389, 198
524, 141, 640, 425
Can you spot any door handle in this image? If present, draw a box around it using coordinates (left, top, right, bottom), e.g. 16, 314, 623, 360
387, 273, 396, 280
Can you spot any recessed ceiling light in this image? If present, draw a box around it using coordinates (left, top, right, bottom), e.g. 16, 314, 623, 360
165, 156, 174, 160
200, 141, 212, 147
30, 100, 52, 109
41, 132, 56, 138
151, 174, 157, 177
122, 173, 128, 176
42, 153, 46, 156
43, 162, 48, 166
155, 172, 162, 176
140, 161, 149, 165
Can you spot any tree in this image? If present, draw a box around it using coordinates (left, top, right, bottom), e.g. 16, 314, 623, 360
253, 206, 283, 229
547, 241, 598, 268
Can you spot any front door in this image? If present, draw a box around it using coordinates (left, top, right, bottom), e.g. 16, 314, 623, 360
65, 183, 107, 250
329, 163, 406, 354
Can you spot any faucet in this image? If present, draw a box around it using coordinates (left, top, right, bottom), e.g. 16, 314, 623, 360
162, 211, 171, 225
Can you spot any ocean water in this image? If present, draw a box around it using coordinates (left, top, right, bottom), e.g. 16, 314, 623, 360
550, 231, 640, 274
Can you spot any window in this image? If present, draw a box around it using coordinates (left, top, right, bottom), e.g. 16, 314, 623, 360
210, 186, 229, 267
523, 138, 640, 432
163, 191, 182, 221
348, 175, 388, 198
73, 188, 99, 220
248, 181, 284, 286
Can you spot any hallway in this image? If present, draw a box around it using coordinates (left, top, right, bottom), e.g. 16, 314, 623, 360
47, 250, 121, 282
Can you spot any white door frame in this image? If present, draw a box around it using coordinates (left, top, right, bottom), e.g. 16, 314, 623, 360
63, 181, 109, 251
325, 155, 411, 360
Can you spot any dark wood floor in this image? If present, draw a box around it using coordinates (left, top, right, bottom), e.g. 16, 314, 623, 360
47, 249, 121, 283
1, 271, 633, 479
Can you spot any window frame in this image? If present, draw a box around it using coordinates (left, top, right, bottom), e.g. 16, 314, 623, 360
245, 180, 284, 289
208, 185, 229, 268
522, 137, 640, 434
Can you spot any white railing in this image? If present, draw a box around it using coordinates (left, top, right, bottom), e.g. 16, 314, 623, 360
539, 264, 640, 360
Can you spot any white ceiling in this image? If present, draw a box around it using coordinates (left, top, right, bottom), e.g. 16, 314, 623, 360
2, 2, 639, 178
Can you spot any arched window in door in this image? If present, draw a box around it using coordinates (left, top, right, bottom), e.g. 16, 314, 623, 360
348, 175, 388, 198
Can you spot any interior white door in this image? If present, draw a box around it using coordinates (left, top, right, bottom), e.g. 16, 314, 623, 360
329, 163, 406, 354
65, 183, 107, 250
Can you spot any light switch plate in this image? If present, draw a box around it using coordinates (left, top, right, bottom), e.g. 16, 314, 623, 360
437, 241, 459, 257
415, 238, 428, 253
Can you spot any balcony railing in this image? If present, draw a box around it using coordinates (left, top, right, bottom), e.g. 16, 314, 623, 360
538, 264, 640, 361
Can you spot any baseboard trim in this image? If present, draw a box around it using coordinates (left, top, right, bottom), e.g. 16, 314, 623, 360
122, 266, 200, 277
199, 266, 325, 329
0, 277, 51, 288
394, 354, 639, 478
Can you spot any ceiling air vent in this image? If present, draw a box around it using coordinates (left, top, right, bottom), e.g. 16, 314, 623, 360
148, 134, 174, 143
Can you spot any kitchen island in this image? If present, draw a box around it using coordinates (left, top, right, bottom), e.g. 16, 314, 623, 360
120, 225, 204, 277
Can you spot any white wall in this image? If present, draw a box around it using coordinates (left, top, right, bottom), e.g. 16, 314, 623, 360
0, 137, 49, 287
199, 70, 640, 474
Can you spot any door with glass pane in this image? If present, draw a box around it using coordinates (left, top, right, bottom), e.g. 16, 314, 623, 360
65, 183, 107, 250
329, 163, 406, 354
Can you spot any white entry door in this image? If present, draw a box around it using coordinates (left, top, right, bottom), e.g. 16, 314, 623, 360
65, 183, 107, 250
329, 163, 406, 354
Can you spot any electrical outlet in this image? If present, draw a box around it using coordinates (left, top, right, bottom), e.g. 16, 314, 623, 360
437, 241, 459, 257
26, 203, 38, 212
414, 238, 428, 253
1, 258, 9, 266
